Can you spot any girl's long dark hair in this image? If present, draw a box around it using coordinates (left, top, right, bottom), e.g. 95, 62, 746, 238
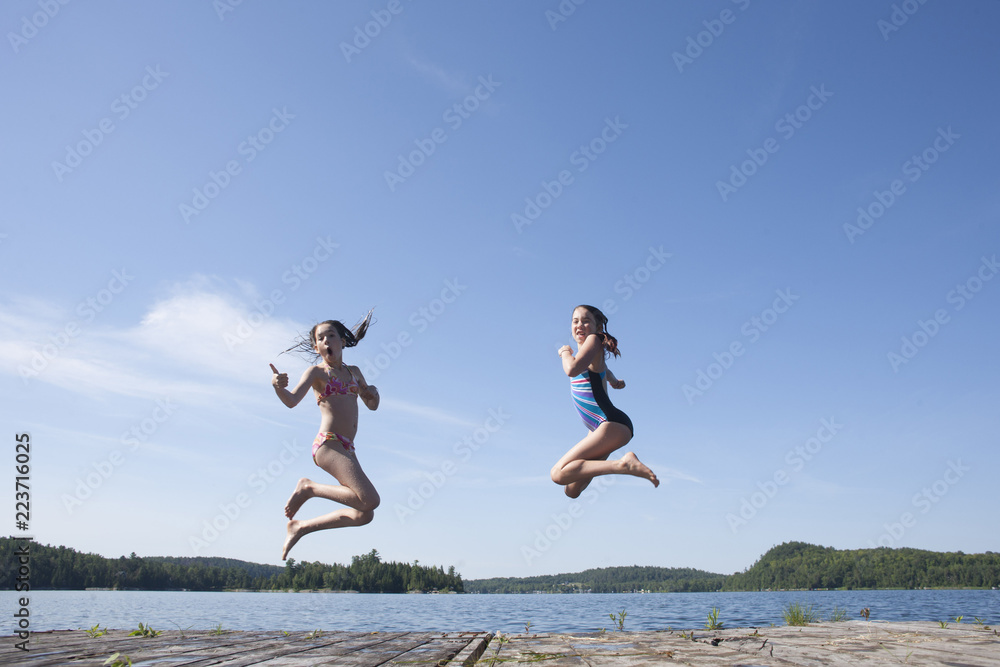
576, 304, 621, 358
282, 308, 374, 360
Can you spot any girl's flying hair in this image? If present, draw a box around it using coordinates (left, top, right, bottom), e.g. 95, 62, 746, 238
282, 308, 374, 360
576, 304, 621, 358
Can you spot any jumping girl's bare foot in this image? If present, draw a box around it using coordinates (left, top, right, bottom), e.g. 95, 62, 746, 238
284, 478, 313, 519
282, 519, 306, 560
620, 452, 659, 487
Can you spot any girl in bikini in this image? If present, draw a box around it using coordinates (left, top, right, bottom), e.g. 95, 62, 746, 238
269, 309, 380, 560
551, 305, 659, 497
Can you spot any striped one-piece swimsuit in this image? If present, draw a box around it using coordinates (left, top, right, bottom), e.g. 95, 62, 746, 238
570, 369, 634, 435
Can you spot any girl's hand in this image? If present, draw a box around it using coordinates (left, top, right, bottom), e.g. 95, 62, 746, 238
557, 345, 573, 358
610, 378, 625, 390
269, 363, 289, 389
360, 384, 378, 402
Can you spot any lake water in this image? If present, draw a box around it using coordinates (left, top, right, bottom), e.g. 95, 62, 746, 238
5, 590, 998, 634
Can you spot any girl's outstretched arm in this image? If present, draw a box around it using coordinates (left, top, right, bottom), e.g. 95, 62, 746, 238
559, 334, 602, 376
606, 367, 625, 389
269, 363, 317, 408
352, 365, 380, 411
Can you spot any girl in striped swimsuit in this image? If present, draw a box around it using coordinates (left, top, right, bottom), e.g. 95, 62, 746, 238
551, 305, 659, 498
269, 309, 381, 560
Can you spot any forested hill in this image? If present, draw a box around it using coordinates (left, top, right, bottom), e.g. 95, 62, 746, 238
465, 542, 1000, 593
0, 539, 462, 593
145, 556, 283, 580
465, 565, 726, 593
722, 541, 1000, 591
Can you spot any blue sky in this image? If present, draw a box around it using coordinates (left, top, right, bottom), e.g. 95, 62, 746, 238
2, 1, 998, 581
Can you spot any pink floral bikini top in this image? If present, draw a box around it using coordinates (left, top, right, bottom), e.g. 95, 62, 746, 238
316, 365, 359, 404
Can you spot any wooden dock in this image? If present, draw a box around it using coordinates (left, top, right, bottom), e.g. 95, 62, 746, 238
5, 621, 999, 665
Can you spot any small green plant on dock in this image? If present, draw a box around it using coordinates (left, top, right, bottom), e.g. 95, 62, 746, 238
168, 620, 195, 639
85, 623, 107, 638
705, 607, 723, 630
305, 629, 324, 639
104, 653, 132, 667
524, 621, 531, 633
609, 608, 627, 631
952, 615, 964, 624
210, 623, 229, 636
938, 621, 948, 629
828, 606, 849, 622
860, 607, 870, 621
782, 602, 818, 626
128, 622, 161, 638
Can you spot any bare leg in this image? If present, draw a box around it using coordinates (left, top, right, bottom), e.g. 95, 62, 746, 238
281, 444, 380, 560
551, 423, 658, 497
563, 452, 609, 499
284, 473, 372, 519
282, 506, 375, 560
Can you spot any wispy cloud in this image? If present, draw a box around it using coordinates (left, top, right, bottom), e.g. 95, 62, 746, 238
0, 278, 303, 406
404, 54, 469, 96
655, 466, 703, 485
379, 398, 481, 428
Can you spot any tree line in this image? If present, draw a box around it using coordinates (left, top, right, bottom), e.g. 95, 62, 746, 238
465, 566, 726, 594
465, 542, 999, 593
5, 538, 996, 593
0, 539, 462, 593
